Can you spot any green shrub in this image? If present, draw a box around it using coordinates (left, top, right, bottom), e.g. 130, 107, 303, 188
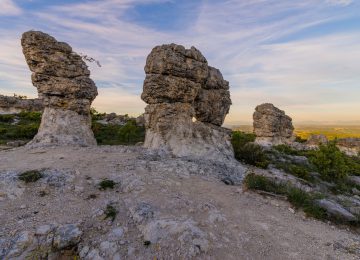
18, 170, 43, 183
308, 141, 349, 181
92, 120, 145, 145
18, 111, 42, 121
0, 114, 15, 123
295, 136, 307, 143
99, 179, 116, 190
273, 162, 311, 181
273, 144, 300, 156
231, 131, 256, 145
234, 143, 270, 168
244, 173, 287, 194
231, 132, 269, 168
104, 204, 117, 221
244, 174, 327, 220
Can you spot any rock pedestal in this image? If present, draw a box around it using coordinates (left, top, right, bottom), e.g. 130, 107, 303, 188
141, 44, 232, 160
253, 103, 294, 146
21, 31, 98, 147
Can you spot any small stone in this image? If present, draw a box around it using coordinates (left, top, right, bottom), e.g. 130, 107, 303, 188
53, 224, 82, 250
288, 208, 295, 214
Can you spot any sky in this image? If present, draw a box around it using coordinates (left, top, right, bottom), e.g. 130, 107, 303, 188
0, 0, 359, 125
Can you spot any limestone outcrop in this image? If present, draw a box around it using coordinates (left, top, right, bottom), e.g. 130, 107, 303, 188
0, 95, 43, 114
337, 138, 360, 156
253, 103, 294, 145
21, 31, 97, 147
141, 44, 232, 160
306, 134, 328, 146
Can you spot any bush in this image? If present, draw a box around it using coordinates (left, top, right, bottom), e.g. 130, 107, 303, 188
274, 162, 311, 181
308, 141, 349, 181
92, 120, 145, 145
0, 114, 15, 123
244, 174, 327, 220
232, 132, 269, 168
295, 135, 307, 143
18, 170, 43, 183
18, 111, 42, 122
273, 144, 300, 156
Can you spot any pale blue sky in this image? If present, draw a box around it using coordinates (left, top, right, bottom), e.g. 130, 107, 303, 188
0, 0, 359, 124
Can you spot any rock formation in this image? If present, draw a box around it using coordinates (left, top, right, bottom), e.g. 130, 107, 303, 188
306, 134, 328, 146
337, 138, 360, 156
21, 31, 98, 147
253, 103, 294, 145
0, 95, 43, 114
141, 44, 232, 160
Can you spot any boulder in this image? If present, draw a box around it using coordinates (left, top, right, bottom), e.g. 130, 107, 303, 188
253, 103, 294, 146
336, 138, 360, 156
21, 31, 97, 147
141, 44, 233, 160
306, 134, 328, 146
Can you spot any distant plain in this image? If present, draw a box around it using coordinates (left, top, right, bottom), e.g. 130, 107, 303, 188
231, 125, 360, 140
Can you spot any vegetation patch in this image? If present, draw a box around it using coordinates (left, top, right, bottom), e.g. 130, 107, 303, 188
244, 173, 327, 220
0, 111, 41, 144
231, 131, 269, 168
98, 179, 116, 190
18, 170, 43, 183
307, 141, 354, 181
104, 204, 117, 221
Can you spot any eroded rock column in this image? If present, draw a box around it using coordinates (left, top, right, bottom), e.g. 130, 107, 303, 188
253, 103, 294, 146
21, 31, 97, 147
141, 44, 233, 160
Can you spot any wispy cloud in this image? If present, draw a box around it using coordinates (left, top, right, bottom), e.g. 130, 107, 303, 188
0, 0, 22, 16
0, 0, 359, 124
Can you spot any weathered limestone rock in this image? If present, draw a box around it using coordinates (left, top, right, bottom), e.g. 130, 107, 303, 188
306, 134, 328, 146
21, 31, 97, 147
337, 138, 360, 156
0, 95, 43, 114
253, 103, 294, 146
142, 44, 233, 160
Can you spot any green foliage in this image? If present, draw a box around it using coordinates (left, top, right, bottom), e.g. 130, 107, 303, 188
231, 131, 269, 168
274, 162, 311, 181
18, 111, 42, 121
273, 144, 301, 156
0, 114, 15, 123
104, 204, 117, 221
90, 107, 105, 120
92, 120, 145, 145
244, 173, 327, 220
244, 173, 287, 194
307, 141, 349, 181
18, 170, 43, 183
294, 135, 307, 143
0, 111, 41, 144
231, 131, 256, 145
99, 179, 116, 190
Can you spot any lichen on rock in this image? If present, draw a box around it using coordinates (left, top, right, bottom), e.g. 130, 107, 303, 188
21, 31, 98, 147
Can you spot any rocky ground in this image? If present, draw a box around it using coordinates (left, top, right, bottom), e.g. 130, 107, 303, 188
1, 145, 360, 259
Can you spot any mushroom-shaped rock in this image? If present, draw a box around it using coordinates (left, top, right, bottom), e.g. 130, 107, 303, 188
21, 31, 97, 147
141, 43, 233, 160
253, 103, 294, 146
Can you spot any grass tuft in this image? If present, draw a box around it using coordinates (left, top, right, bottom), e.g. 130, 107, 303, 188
98, 179, 116, 190
104, 204, 117, 221
18, 170, 43, 183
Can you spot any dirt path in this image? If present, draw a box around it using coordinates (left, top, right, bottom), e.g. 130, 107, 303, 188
0, 146, 359, 259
